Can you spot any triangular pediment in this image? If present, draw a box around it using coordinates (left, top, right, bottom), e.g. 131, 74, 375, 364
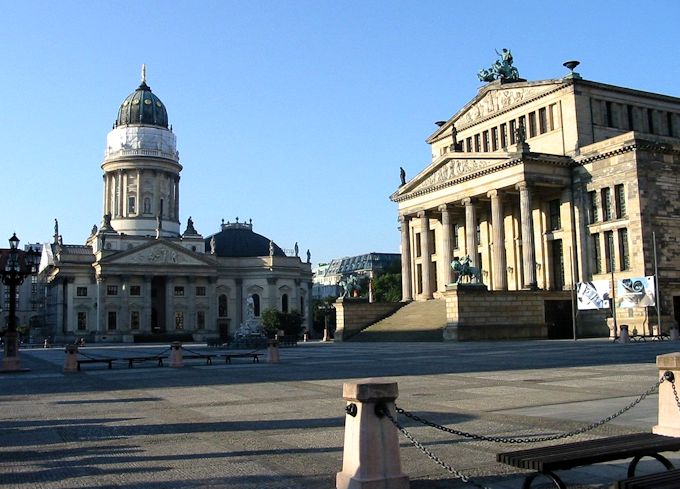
391, 153, 515, 201
428, 79, 568, 141
101, 240, 214, 267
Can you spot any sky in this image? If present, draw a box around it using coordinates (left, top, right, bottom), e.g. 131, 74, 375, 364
1, 1, 679, 265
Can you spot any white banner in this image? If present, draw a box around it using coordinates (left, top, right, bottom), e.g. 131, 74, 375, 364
577, 281, 611, 310
617, 276, 656, 308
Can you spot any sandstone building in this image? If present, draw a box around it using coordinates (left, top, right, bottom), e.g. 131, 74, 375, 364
39, 71, 312, 343
391, 59, 680, 338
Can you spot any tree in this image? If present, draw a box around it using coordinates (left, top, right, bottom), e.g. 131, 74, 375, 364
260, 308, 280, 338
373, 260, 402, 302
261, 308, 305, 338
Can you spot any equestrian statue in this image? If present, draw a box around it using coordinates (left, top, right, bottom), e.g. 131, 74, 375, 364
451, 256, 482, 284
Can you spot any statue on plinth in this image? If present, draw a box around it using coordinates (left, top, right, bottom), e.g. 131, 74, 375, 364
451, 256, 482, 284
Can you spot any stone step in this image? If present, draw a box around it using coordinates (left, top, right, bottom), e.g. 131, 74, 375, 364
350, 299, 447, 342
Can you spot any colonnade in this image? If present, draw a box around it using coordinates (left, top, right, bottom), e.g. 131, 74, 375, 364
400, 182, 541, 301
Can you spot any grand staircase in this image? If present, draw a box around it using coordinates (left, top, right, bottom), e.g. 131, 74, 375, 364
349, 299, 447, 342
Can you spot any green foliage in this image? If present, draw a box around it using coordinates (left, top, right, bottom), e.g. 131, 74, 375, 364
260, 308, 280, 338
367, 258, 402, 302
312, 297, 336, 334
261, 307, 305, 337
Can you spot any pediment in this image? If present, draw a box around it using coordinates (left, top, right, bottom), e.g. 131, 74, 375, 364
392, 154, 514, 201
458, 82, 561, 127
102, 241, 213, 267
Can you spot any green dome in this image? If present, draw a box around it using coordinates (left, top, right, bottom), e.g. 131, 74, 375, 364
116, 81, 169, 128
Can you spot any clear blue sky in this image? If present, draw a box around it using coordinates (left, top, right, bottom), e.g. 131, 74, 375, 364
2, 1, 679, 265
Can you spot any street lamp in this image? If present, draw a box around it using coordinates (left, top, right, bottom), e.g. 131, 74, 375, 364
1, 233, 40, 372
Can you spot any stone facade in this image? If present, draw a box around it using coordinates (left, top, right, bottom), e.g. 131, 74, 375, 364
333, 298, 404, 341
392, 71, 680, 336
39, 74, 312, 343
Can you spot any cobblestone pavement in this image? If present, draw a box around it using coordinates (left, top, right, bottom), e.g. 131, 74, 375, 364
1, 339, 680, 488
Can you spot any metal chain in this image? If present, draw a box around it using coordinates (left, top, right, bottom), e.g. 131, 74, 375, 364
396, 377, 663, 444
380, 406, 492, 489
670, 376, 680, 412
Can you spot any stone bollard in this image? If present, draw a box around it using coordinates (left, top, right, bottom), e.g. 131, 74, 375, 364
617, 325, 630, 343
169, 341, 184, 367
268, 339, 280, 363
653, 353, 680, 437
64, 345, 79, 373
303, 331, 309, 342
43, 338, 49, 348
336, 380, 409, 489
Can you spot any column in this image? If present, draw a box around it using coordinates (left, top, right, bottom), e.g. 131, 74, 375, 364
462, 198, 479, 268
175, 176, 180, 221
143, 277, 152, 333
235, 279, 243, 327
267, 277, 278, 309
418, 211, 433, 300
136, 169, 142, 217
517, 182, 536, 288
96, 276, 104, 333
165, 276, 174, 332
488, 190, 508, 290
122, 172, 128, 217
103, 174, 109, 216
117, 170, 124, 217
187, 278, 197, 331
120, 276, 129, 332
399, 215, 413, 301
438, 205, 453, 285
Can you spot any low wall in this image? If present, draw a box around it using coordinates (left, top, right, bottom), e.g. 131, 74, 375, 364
334, 298, 405, 341
443, 285, 570, 341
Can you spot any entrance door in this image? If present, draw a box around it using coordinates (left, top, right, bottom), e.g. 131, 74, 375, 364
545, 299, 573, 339
151, 277, 166, 333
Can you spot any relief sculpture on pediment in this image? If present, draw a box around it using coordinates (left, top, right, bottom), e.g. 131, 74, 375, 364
462, 88, 527, 125
417, 159, 498, 191
127, 246, 183, 264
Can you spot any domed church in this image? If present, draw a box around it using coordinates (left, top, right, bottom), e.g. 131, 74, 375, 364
39, 67, 313, 343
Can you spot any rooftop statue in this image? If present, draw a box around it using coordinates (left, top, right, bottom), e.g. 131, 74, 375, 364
477, 48, 520, 83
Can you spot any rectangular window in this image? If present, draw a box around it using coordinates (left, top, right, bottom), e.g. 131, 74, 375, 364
77, 311, 87, 331
618, 228, 630, 271
476, 221, 480, 243
551, 240, 565, 290
510, 120, 517, 144
130, 311, 140, 329
76, 286, 88, 297
601, 187, 612, 221
491, 127, 498, 151
589, 191, 598, 224
474, 134, 481, 152
500, 123, 507, 148
415, 233, 421, 257
175, 311, 184, 330
174, 286, 184, 296
606, 101, 614, 127
604, 231, 614, 273
128, 196, 136, 214
549, 199, 561, 231
129, 285, 141, 296
482, 131, 489, 152
107, 285, 118, 296
429, 229, 436, 255
453, 224, 459, 250
614, 184, 626, 218
539, 107, 548, 134
528, 112, 537, 137
465, 137, 472, 152
196, 286, 206, 296
107, 311, 117, 330
548, 104, 557, 131
592, 233, 601, 274
197, 311, 205, 330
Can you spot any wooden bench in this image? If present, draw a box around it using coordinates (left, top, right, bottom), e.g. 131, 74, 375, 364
76, 358, 115, 370
125, 356, 166, 368
223, 351, 260, 364
497, 433, 680, 488
614, 467, 680, 488
182, 353, 215, 365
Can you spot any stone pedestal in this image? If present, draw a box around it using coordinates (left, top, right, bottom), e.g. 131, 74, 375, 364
617, 325, 630, 343
64, 345, 79, 373
336, 380, 409, 489
169, 342, 184, 368
268, 340, 280, 363
1, 331, 24, 372
653, 353, 680, 437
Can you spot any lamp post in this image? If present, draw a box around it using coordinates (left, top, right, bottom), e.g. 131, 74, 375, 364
1, 233, 40, 372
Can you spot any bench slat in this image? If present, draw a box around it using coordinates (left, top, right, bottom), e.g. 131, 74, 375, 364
616, 468, 680, 489
498, 433, 680, 471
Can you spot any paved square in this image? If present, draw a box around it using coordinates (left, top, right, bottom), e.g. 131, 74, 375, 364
2, 339, 680, 488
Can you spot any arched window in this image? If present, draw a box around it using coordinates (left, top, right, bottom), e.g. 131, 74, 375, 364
281, 294, 289, 313
218, 294, 228, 317
143, 197, 151, 214
252, 294, 261, 317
